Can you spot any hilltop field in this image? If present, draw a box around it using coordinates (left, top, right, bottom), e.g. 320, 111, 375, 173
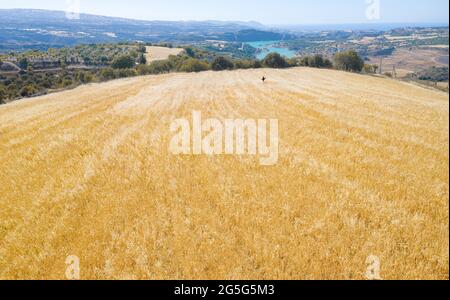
0, 67, 448, 279
367, 47, 449, 77
145, 46, 185, 63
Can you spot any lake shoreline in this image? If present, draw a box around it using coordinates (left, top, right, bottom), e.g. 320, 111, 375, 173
247, 40, 297, 60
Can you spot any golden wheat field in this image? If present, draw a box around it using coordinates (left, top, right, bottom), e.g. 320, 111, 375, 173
0, 67, 448, 280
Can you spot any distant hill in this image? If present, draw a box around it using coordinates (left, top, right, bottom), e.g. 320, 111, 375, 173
0, 9, 289, 52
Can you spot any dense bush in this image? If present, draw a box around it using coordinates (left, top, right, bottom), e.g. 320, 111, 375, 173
20, 84, 38, 97
179, 58, 210, 73
100, 68, 116, 80
363, 64, 379, 74
184, 47, 196, 58
211, 56, 234, 71
111, 55, 135, 69
137, 44, 147, 53
18, 58, 29, 70
299, 54, 333, 68
234, 59, 262, 69
417, 66, 449, 82
0, 86, 6, 104
150, 59, 175, 74
138, 53, 147, 65
262, 52, 289, 68
117, 68, 137, 78
75, 71, 93, 83
333, 50, 364, 72
62, 78, 73, 87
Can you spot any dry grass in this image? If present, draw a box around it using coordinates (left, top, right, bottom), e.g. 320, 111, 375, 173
145, 46, 184, 63
0, 67, 448, 280
368, 47, 449, 77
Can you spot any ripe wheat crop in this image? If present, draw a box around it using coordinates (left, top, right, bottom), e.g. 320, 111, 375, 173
0, 68, 448, 279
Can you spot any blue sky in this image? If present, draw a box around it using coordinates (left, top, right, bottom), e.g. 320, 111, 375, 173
0, 0, 448, 25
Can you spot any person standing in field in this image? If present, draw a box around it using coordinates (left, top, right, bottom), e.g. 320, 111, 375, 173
262, 74, 267, 83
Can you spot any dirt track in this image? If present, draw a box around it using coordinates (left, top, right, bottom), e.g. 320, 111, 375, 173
0, 67, 448, 279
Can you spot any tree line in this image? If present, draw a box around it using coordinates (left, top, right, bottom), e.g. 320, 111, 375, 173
1, 47, 372, 105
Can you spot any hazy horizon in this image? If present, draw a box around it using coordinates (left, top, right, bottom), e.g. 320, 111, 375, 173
0, 0, 448, 25
1, 7, 449, 28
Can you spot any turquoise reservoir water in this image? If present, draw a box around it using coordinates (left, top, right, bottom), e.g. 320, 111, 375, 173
247, 41, 297, 60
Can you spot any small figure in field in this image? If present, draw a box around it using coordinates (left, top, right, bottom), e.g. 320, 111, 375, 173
262, 74, 267, 83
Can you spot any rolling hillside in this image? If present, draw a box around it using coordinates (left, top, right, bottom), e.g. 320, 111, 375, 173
0, 68, 448, 279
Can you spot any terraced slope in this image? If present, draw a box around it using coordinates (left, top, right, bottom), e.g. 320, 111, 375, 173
0, 68, 448, 279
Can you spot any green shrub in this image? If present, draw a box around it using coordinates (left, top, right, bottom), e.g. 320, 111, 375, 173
184, 47, 196, 58
129, 51, 139, 59
262, 52, 289, 68
179, 58, 210, 73
0, 86, 6, 104
138, 53, 147, 65
253, 60, 263, 68
300, 55, 332, 68
149, 59, 174, 74
116, 68, 137, 78
76, 71, 93, 83
417, 66, 449, 82
62, 79, 73, 87
111, 55, 135, 69
333, 50, 364, 72
299, 57, 309, 66
137, 44, 147, 53
286, 57, 299, 67
212, 56, 235, 71
100, 68, 116, 80
363, 64, 379, 74
20, 84, 38, 97
18, 58, 29, 69
136, 64, 150, 75
234, 59, 261, 69
42, 78, 53, 88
